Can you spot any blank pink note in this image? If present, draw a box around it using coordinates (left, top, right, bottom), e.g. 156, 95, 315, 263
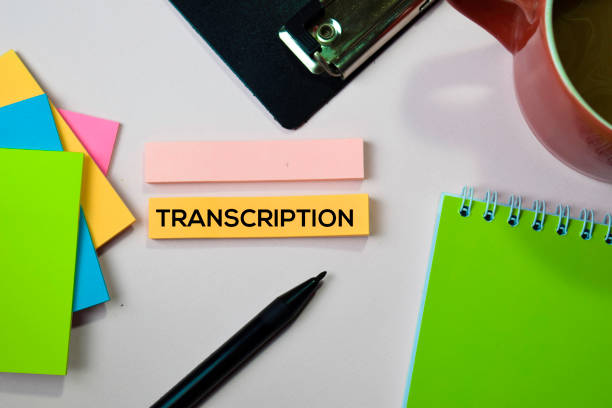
144, 139, 364, 183
58, 109, 119, 175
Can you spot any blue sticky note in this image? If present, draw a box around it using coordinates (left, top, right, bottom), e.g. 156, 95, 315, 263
0, 94, 109, 311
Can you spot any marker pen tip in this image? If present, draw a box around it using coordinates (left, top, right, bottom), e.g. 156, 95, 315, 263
314, 271, 327, 282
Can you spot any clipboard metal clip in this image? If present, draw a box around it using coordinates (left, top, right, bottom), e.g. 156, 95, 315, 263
279, 0, 435, 79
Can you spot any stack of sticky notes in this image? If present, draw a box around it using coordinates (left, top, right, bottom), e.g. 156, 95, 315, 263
0, 50, 135, 375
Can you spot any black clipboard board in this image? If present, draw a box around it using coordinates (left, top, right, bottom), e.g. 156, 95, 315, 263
169, 0, 435, 129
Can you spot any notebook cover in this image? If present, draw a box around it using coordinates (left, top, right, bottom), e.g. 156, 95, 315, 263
0, 95, 110, 312
0, 148, 83, 375
404, 194, 612, 407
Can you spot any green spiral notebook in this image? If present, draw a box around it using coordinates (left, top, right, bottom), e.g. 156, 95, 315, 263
404, 188, 612, 408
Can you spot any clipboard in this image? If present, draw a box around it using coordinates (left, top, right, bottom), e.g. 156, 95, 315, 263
169, 0, 436, 129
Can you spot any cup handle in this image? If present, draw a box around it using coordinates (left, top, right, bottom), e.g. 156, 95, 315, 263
448, 0, 539, 53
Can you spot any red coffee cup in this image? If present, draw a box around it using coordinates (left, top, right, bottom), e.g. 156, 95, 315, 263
448, 0, 612, 182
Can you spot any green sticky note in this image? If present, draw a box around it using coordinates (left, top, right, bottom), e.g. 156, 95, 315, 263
405, 194, 612, 407
0, 148, 83, 375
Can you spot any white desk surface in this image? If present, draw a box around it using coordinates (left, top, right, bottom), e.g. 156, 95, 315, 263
1, 1, 611, 407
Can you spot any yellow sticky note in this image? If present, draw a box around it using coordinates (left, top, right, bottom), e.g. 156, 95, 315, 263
149, 194, 369, 238
0, 50, 135, 248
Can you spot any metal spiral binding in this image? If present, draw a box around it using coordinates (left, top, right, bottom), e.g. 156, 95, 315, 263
555, 205, 570, 236
457, 188, 612, 245
507, 195, 522, 227
604, 214, 612, 245
531, 200, 546, 231
483, 190, 497, 222
579, 209, 595, 240
459, 186, 473, 217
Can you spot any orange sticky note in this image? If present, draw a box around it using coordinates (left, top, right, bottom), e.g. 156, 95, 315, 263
149, 194, 369, 238
0, 50, 135, 248
144, 139, 364, 183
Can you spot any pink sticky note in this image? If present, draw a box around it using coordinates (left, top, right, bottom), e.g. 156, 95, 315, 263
58, 109, 119, 175
145, 138, 364, 183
